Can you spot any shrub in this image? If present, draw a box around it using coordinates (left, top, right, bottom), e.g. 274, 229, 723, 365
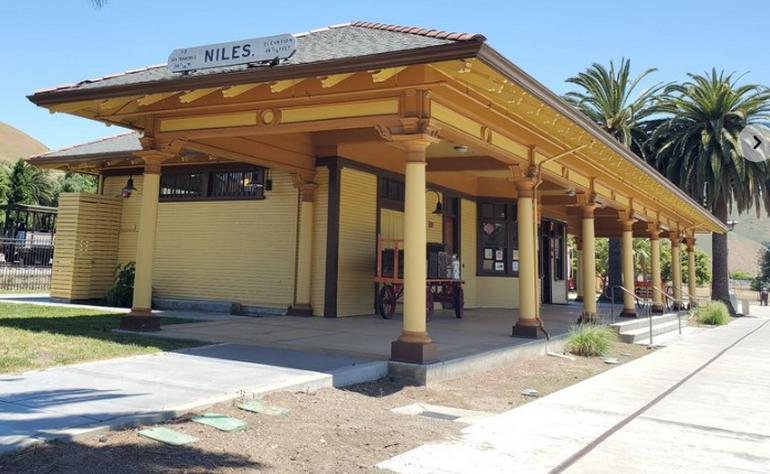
105, 262, 135, 307
566, 325, 616, 357
694, 301, 730, 326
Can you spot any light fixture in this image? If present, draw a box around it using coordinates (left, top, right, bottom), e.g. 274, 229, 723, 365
121, 177, 136, 198
427, 190, 444, 215
565, 188, 576, 197
727, 220, 738, 231
453, 145, 469, 153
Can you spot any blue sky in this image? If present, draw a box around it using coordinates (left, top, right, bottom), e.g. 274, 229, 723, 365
2, 0, 769, 150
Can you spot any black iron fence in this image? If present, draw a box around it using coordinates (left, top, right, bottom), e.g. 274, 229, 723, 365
0, 236, 54, 291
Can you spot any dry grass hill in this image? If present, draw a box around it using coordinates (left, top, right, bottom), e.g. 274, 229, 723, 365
697, 211, 769, 277
0, 121, 48, 163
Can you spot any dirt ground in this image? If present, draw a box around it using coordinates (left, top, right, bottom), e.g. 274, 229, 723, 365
0, 341, 650, 474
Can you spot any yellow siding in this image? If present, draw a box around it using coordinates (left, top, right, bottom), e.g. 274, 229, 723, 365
151, 170, 298, 308
426, 191, 443, 244
459, 199, 477, 308
380, 208, 404, 240
103, 175, 142, 265
337, 168, 377, 316
311, 167, 329, 316
51, 193, 122, 300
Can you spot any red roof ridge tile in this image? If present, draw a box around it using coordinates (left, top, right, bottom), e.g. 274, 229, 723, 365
350, 20, 486, 42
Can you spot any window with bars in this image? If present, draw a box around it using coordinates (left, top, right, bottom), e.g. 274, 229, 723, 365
159, 166, 266, 201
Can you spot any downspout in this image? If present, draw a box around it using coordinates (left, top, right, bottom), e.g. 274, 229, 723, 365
530, 143, 589, 340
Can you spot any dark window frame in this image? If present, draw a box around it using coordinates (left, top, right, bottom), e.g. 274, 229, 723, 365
477, 200, 518, 277
159, 164, 267, 202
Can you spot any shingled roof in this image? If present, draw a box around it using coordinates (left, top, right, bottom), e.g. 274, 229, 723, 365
29, 132, 141, 164
32, 22, 485, 97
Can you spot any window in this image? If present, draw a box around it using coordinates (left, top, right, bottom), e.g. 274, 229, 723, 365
159, 165, 266, 201
478, 201, 518, 276
379, 177, 404, 211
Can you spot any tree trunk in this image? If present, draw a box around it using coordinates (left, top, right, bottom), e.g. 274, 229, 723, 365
602, 237, 623, 302
711, 195, 736, 315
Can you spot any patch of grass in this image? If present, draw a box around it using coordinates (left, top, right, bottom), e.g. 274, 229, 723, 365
0, 302, 201, 374
693, 301, 731, 326
566, 325, 617, 357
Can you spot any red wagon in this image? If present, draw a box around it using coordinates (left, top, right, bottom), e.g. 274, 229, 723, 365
374, 235, 464, 321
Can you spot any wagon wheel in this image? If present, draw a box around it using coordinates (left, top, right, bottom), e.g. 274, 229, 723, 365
378, 285, 397, 319
425, 287, 434, 322
453, 286, 464, 319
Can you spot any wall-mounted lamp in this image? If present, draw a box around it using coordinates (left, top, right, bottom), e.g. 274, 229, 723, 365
427, 190, 443, 215
727, 220, 738, 231
121, 177, 136, 198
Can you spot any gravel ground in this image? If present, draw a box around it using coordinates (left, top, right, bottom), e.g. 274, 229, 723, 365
0, 341, 650, 474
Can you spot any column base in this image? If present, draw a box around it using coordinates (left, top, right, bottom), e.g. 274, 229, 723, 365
287, 304, 313, 316
651, 303, 665, 314
391, 333, 438, 364
511, 320, 541, 339
119, 308, 160, 331
618, 308, 638, 318
578, 311, 598, 324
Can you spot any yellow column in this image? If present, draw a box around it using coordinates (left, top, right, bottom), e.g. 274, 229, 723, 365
391, 138, 437, 363
512, 177, 539, 338
581, 204, 598, 323
619, 217, 637, 317
671, 236, 683, 310
650, 227, 664, 313
120, 152, 169, 331
686, 237, 697, 307
575, 237, 583, 302
291, 178, 317, 315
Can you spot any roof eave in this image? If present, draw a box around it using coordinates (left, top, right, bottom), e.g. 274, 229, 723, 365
28, 40, 485, 106
475, 44, 728, 234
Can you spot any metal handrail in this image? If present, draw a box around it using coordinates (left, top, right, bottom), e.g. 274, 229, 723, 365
651, 286, 684, 336
610, 285, 654, 347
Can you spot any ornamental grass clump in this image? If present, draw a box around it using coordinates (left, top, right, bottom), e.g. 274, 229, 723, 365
566, 325, 617, 357
694, 301, 730, 326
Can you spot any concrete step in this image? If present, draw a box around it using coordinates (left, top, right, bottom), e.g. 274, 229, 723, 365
616, 318, 688, 344
609, 312, 682, 333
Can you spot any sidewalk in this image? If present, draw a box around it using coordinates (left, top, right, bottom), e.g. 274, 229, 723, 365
0, 344, 386, 455
380, 312, 770, 473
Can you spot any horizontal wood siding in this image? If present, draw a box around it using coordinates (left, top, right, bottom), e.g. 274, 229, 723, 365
103, 175, 141, 265
460, 199, 477, 308
311, 167, 328, 316
337, 168, 377, 317
152, 170, 298, 308
51, 193, 122, 300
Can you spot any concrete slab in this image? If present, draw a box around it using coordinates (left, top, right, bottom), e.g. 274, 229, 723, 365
380, 316, 770, 473
0, 343, 386, 455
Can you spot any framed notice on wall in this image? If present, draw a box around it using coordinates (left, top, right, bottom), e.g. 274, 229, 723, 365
495, 262, 505, 271
484, 248, 493, 260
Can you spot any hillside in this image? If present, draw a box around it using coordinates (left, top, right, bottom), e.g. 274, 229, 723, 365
0, 121, 48, 163
697, 211, 769, 277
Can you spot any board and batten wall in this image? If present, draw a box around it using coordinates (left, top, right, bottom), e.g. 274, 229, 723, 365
103, 170, 299, 310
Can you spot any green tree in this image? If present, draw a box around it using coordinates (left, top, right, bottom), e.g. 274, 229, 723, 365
565, 59, 664, 300
4, 160, 53, 207
752, 241, 770, 290
51, 172, 97, 206
650, 70, 770, 314
660, 240, 711, 286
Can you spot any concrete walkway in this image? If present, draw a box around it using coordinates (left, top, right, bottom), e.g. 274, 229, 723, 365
380, 311, 770, 473
0, 343, 386, 455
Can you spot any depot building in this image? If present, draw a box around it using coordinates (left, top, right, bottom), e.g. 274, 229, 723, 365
28, 21, 725, 364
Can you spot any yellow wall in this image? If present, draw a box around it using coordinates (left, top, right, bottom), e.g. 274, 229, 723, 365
426, 191, 443, 244
311, 167, 329, 316
337, 167, 377, 316
459, 198, 477, 308
103, 175, 142, 265
380, 208, 404, 240
152, 171, 298, 308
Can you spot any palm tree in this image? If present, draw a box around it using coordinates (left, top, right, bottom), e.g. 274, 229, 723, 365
650, 69, 770, 314
565, 59, 664, 300
2, 160, 54, 236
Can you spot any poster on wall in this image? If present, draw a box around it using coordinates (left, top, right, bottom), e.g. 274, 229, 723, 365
512, 250, 519, 260
512, 260, 519, 272
484, 248, 493, 259
495, 249, 503, 261
495, 262, 505, 271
